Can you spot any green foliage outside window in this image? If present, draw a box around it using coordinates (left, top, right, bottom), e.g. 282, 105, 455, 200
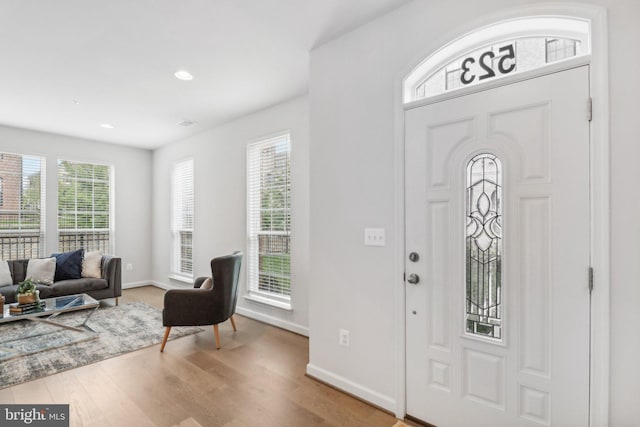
256, 144, 291, 295
58, 161, 111, 230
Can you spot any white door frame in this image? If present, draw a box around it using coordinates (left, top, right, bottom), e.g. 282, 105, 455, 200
392, 4, 609, 426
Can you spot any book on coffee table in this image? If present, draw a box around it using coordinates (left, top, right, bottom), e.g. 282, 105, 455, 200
9, 301, 46, 314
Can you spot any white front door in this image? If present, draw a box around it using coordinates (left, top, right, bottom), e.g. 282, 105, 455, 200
405, 66, 590, 426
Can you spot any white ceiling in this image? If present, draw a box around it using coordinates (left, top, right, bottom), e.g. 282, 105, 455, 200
0, 0, 412, 149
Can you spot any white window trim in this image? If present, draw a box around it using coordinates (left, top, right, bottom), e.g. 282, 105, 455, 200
244, 292, 292, 311
168, 273, 194, 284
246, 131, 292, 307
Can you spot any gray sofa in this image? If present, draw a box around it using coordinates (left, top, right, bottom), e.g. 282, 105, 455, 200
0, 255, 122, 304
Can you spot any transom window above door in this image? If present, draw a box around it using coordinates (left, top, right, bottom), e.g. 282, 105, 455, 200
404, 17, 591, 103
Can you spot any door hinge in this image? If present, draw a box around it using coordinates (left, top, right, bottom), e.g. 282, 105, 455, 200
587, 97, 593, 122
403, 272, 406, 282
588, 266, 594, 293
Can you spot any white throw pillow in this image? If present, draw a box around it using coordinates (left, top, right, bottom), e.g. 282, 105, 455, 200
0, 261, 13, 287
26, 257, 56, 285
82, 251, 102, 278
200, 277, 213, 290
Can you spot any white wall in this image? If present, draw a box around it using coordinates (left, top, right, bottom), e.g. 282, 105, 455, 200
308, 0, 640, 424
152, 96, 310, 334
0, 125, 153, 285
606, 1, 640, 425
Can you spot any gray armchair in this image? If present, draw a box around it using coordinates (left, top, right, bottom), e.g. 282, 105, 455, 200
160, 252, 243, 351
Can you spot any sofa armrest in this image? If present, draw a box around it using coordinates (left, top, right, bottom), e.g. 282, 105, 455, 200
101, 255, 122, 297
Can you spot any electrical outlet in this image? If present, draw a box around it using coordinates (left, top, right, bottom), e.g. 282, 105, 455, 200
339, 329, 350, 346
126, 263, 133, 272
364, 228, 386, 246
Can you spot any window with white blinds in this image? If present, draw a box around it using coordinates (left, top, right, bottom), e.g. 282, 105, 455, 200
247, 133, 291, 303
58, 160, 113, 253
0, 152, 46, 259
171, 159, 194, 279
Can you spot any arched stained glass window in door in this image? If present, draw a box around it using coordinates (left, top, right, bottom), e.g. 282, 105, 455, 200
466, 154, 502, 340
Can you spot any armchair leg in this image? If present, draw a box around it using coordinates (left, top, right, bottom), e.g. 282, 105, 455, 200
213, 324, 221, 349
230, 315, 237, 332
115, 297, 119, 306
160, 326, 171, 352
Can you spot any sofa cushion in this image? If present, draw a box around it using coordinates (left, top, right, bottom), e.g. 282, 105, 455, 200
82, 251, 102, 278
51, 278, 108, 296
0, 261, 13, 287
8, 260, 28, 284
26, 258, 56, 285
51, 249, 84, 281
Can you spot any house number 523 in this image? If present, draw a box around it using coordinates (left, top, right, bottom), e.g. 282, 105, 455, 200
460, 44, 516, 85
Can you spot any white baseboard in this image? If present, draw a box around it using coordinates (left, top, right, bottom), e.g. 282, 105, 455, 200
148, 280, 183, 290
235, 306, 309, 337
122, 281, 185, 290
122, 281, 155, 289
306, 364, 396, 413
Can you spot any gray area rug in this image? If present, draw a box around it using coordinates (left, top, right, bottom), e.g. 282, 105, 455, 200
0, 302, 203, 389
0, 321, 98, 362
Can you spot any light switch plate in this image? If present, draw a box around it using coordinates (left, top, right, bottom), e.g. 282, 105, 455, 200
364, 228, 386, 247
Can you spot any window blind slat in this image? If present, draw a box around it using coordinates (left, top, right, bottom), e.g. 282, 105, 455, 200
247, 134, 291, 299
0, 152, 46, 259
57, 160, 113, 254
172, 159, 194, 277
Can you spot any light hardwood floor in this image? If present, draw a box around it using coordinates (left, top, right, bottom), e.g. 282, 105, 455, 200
1, 286, 413, 427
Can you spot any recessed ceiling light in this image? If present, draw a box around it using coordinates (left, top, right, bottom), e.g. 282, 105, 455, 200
100, 123, 114, 129
174, 70, 194, 81
178, 120, 197, 127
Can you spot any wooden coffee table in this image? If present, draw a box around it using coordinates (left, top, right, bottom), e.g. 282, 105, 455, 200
0, 293, 99, 332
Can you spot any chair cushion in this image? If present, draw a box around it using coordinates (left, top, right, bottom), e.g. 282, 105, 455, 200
26, 258, 56, 285
200, 277, 213, 290
51, 249, 84, 281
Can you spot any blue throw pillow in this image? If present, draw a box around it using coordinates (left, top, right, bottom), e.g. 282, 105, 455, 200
50, 249, 84, 281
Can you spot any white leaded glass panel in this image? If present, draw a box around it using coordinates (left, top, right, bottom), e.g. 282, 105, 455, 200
466, 154, 502, 340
